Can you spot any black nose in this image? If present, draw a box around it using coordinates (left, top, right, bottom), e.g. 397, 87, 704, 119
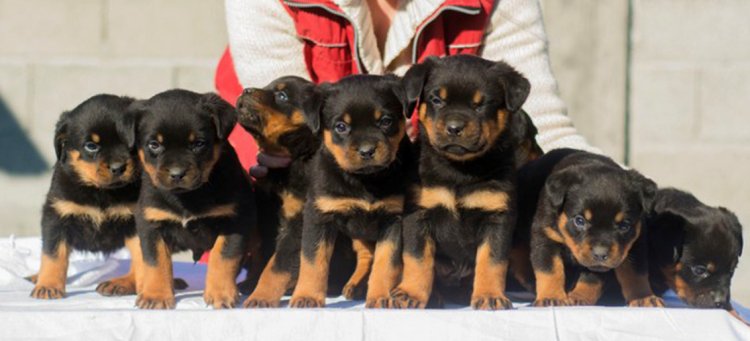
243, 88, 255, 95
592, 246, 609, 262
446, 120, 465, 136
169, 167, 187, 181
110, 162, 127, 176
358, 145, 376, 160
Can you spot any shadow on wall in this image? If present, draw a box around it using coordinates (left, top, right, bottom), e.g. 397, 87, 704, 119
0, 97, 48, 174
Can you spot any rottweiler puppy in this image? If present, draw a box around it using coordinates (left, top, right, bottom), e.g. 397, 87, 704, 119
132, 89, 256, 309
235, 76, 356, 307
647, 188, 743, 313
31, 94, 142, 299
390, 55, 530, 310
288, 74, 410, 308
519, 148, 663, 307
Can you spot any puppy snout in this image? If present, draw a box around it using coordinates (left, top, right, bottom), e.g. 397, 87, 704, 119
591, 245, 610, 262
169, 167, 187, 181
446, 119, 465, 136
712, 290, 729, 308
109, 162, 127, 176
242, 88, 255, 96
358, 144, 376, 160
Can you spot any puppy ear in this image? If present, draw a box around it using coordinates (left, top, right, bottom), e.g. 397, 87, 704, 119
383, 74, 409, 118
302, 83, 331, 134
118, 97, 137, 150
718, 207, 744, 257
543, 168, 581, 211
54, 111, 71, 162
200, 93, 237, 140
492, 62, 531, 112
402, 57, 436, 118
628, 170, 657, 211
509, 109, 538, 144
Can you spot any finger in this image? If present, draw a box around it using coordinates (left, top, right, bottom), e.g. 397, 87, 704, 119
257, 153, 292, 168
249, 165, 269, 178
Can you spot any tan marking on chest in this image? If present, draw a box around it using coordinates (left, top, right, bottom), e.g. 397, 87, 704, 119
315, 195, 404, 214
143, 203, 237, 228
281, 191, 304, 219
459, 190, 509, 212
51, 199, 135, 228
417, 186, 456, 213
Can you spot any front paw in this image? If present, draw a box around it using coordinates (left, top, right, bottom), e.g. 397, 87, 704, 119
289, 295, 325, 308
471, 294, 512, 310
96, 279, 136, 297
342, 281, 367, 300
532, 297, 572, 307
365, 295, 393, 308
136, 292, 175, 309
628, 295, 665, 308
204, 286, 239, 309
389, 287, 428, 309
567, 294, 597, 306
243, 295, 280, 308
30, 285, 65, 299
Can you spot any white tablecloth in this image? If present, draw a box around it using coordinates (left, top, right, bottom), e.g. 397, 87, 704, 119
1, 237, 748, 340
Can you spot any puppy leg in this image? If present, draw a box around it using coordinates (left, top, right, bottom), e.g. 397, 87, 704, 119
616, 236, 664, 307
471, 242, 512, 310
342, 239, 375, 300
204, 233, 244, 309
531, 240, 570, 307
97, 236, 142, 296
567, 270, 604, 305
31, 239, 70, 299
366, 219, 402, 308
289, 218, 336, 308
136, 228, 175, 309
391, 212, 435, 309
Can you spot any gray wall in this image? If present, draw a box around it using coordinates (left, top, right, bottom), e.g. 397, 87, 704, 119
0, 0, 747, 303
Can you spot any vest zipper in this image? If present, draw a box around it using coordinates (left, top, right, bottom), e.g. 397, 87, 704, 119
411, 5, 482, 63
284, 1, 365, 75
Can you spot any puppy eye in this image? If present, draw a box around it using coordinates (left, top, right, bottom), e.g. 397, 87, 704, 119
691, 265, 709, 278
191, 139, 207, 151
83, 142, 100, 153
617, 219, 632, 232
429, 95, 445, 108
147, 140, 162, 152
334, 121, 350, 135
379, 116, 394, 129
274, 91, 288, 103
573, 215, 587, 230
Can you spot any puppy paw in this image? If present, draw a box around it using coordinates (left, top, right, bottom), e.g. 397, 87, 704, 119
242, 295, 280, 308
389, 287, 427, 309
628, 295, 665, 308
567, 294, 597, 306
365, 296, 393, 309
532, 297, 571, 307
30, 285, 65, 299
342, 281, 367, 300
289, 296, 324, 308
136, 292, 175, 309
96, 278, 136, 297
204, 286, 239, 309
471, 294, 513, 310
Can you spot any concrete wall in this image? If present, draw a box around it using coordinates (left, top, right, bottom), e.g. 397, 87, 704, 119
0, 0, 748, 302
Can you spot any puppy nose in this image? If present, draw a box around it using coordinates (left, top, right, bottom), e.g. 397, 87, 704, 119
712, 290, 728, 307
358, 144, 376, 160
242, 88, 255, 95
169, 167, 187, 181
446, 120, 465, 136
592, 246, 609, 262
109, 162, 127, 176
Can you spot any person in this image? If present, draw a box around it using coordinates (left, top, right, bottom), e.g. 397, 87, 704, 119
216, 0, 598, 177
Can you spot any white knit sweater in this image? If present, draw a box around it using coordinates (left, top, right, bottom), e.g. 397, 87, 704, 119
225, 0, 597, 153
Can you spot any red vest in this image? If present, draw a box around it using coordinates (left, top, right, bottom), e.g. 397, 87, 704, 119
216, 0, 495, 171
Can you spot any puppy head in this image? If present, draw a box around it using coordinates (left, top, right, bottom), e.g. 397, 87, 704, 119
236, 76, 315, 156
133, 89, 236, 192
303, 74, 407, 174
544, 155, 657, 271
403, 55, 530, 161
54, 94, 137, 188
651, 188, 743, 309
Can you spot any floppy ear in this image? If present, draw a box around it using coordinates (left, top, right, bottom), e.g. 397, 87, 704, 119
118, 97, 137, 150
492, 62, 531, 112
543, 168, 581, 212
302, 83, 331, 134
402, 57, 436, 118
54, 111, 71, 162
628, 170, 657, 211
200, 93, 237, 140
383, 74, 409, 118
509, 109, 538, 144
718, 207, 744, 257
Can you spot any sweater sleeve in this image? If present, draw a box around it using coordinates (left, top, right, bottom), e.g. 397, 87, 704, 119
480, 0, 599, 153
225, 0, 310, 88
